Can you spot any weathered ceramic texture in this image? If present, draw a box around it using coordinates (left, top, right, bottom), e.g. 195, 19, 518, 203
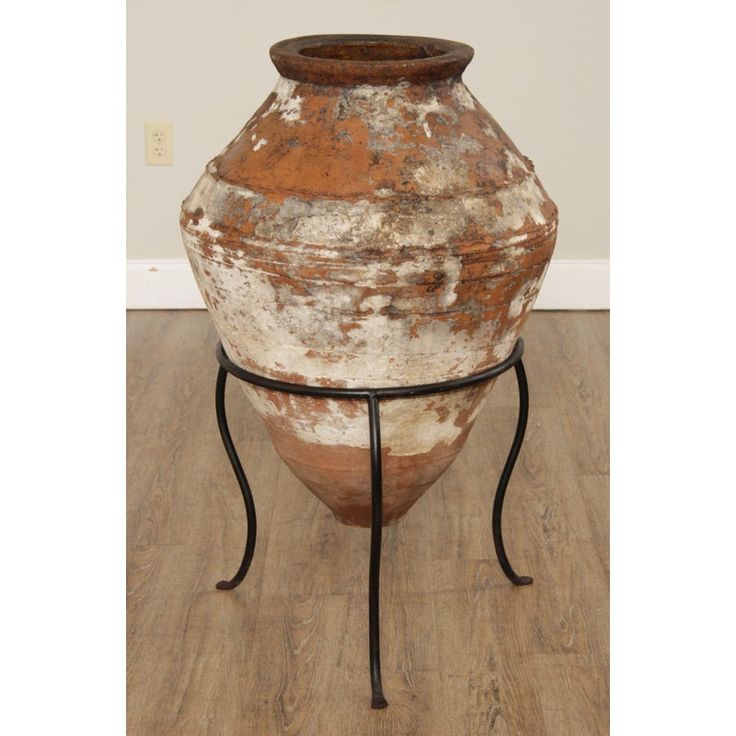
180, 36, 558, 527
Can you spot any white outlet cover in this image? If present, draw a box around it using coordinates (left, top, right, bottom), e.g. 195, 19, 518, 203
144, 122, 173, 165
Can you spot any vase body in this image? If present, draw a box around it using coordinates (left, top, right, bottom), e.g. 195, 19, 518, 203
180, 35, 558, 526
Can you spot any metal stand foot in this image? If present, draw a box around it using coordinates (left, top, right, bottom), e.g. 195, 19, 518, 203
492, 360, 534, 586
368, 395, 388, 709
214, 366, 257, 591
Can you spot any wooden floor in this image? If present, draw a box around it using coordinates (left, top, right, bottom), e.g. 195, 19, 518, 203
127, 311, 609, 736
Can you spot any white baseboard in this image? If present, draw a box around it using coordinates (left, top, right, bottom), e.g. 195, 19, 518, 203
534, 259, 609, 309
127, 258, 609, 310
127, 260, 204, 310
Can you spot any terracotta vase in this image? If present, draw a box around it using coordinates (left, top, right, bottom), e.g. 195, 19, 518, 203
180, 35, 558, 527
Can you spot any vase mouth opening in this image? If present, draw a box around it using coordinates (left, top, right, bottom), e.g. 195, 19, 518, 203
270, 35, 474, 86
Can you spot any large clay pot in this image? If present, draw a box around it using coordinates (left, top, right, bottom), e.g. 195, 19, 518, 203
180, 35, 557, 527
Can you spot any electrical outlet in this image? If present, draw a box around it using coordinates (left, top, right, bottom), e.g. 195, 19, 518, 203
145, 122, 173, 165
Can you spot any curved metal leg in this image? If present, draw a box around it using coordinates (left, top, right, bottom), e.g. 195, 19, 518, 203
367, 395, 388, 709
214, 366, 258, 591
492, 358, 533, 586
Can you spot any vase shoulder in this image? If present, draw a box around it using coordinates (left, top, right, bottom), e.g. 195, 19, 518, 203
205, 76, 555, 208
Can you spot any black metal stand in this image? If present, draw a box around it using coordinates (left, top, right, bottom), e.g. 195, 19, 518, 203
213, 338, 533, 709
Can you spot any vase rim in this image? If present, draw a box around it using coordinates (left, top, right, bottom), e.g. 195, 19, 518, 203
269, 34, 474, 86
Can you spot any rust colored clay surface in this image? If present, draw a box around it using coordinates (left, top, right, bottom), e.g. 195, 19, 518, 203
180, 34, 558, 527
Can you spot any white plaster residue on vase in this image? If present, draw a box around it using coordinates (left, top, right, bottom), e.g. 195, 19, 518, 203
411, 135, 482, 195
440, 256, 461, 307
336, 84, 456, 153
182, 229, 521, 389
252, 138, 268, 151
337, 84, 409, 152
241, 384, 493, 456
494, 176, 548, 232
260, 195, 471, 248
492, 334, 517, 362
508, 290, 526, 320
262, 76, 303, 124
509, 270, 546, 320
411, 95, 450, 139
194, 215, 223, 241
450, 81, 476, 111
357, 293, 392, 315
505, 150, 530, 178
184, 170, 556, 268
289, 201, 387, 246
183, 169, 217, 211
181, 155, 554, 394
461, 196, 494, 222
187, 167, 262, 211
187, 166, 553, 257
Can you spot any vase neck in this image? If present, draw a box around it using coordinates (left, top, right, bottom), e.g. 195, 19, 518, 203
270, 34, 474, 87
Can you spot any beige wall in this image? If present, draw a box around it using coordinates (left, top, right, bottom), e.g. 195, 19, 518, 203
127, 0, 608, 261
